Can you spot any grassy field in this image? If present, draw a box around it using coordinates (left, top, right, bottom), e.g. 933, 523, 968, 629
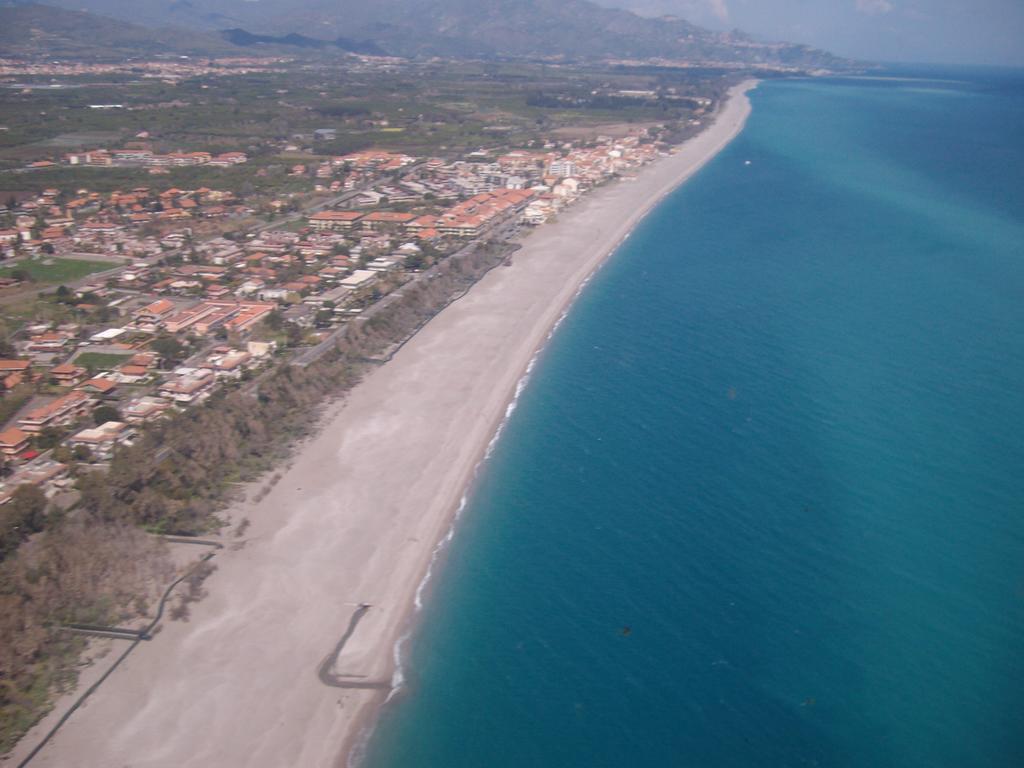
73, 352, 132, 372
0, 257, 116, 285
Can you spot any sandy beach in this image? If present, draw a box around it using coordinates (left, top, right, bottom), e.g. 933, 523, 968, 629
11, 80, 756, 768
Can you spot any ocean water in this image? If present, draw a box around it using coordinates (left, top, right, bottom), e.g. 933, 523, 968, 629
363, 70, 1024, 768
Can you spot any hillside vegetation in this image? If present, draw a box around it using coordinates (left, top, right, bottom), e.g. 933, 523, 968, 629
23, 0, 849, 67
0, 2, 243, 57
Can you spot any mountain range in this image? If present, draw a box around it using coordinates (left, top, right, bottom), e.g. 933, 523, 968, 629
1, 0, 849, 68
0, 2, 238, 56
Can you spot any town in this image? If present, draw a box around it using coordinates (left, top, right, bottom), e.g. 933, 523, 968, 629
0, 0, 885, 756
0, 131, 670, 507
0, 26, 751, 755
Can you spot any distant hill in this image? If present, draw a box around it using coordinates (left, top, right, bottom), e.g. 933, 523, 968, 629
0, 2, 239, 57
25, 0, 850, 68
220, 28, 387, 57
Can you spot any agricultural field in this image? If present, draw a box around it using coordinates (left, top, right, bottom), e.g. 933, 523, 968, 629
0, 257, 117, 285
0, 58, 728, 184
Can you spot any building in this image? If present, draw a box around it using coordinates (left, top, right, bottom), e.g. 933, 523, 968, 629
158, 370, 214, 404
116, 364, 151, 384
201, 349, 251, 379
77, 377, 118, 397
438, 216, 484, 238
27, 332, 72, 354
67, 421, 135, 460
547, 158, 577, 178
0, 427, 30, 458
0, 460, 69, 505
18, 390, 95, 433
49, 362, 87, 386
127, 352, 158, 369
360, 211, 415, 233
303, 285, 352, 307
308, 211, 363, 232
338, 270, 377, 289
122, 396, 171, 424
246, 340, 277, 358
0, 359, 32, 389
134, 298, 177, 327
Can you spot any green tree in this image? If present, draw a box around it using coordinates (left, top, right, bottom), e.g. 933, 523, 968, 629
404, 252, 427, 271
35, 427, 64, 451
0, 485, 47, 559
284, 322, 303, 347
93, 405, 121, 425
151, 335, 186, 367
265, 310, 284, 331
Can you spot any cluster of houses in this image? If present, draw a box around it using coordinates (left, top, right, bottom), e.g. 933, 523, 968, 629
60, 147, 248, 171
0, 334, 277, 505
309, 188, 534, 240
0, 56, 290, 80
0, 206, 444, 496
290, 150, 418, 191
296, 136, 659, 215
91, 227, 415, 312
0, 186, 249, 260
302, 132, 663, 232
0, 128, 667, 505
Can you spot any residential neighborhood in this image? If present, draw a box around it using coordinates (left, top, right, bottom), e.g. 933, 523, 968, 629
0, 126, 672, 507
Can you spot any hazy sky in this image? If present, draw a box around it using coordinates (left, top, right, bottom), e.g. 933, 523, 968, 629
604, 0, 1024, 66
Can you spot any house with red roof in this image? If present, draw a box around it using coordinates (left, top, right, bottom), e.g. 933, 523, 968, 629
18, 390, 95, 433
77, 377, 118, 397
308, 210, 363, 232
0, 427, 30, 458
49, 362, 87, 386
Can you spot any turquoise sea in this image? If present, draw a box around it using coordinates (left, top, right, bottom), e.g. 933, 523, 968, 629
363, 69, 1024, 767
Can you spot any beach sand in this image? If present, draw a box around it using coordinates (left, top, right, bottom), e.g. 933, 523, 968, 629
12, 80, 756, 768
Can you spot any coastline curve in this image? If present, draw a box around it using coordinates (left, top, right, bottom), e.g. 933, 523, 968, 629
10, 80, 758, 768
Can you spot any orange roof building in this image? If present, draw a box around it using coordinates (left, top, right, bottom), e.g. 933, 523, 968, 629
0, 427, 30, 457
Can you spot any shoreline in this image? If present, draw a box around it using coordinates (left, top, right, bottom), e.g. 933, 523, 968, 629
345, 78, 759, 765
10, 79, 757, 768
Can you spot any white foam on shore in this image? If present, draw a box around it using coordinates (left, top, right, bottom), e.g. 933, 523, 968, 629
546, 259, 606, 342
389, 493, 467, 696
388, 277, 603, 699
485, 356, 536, 459
388, 352, 539, 702
385, 201, 633, 707
346, 726, 373, 768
